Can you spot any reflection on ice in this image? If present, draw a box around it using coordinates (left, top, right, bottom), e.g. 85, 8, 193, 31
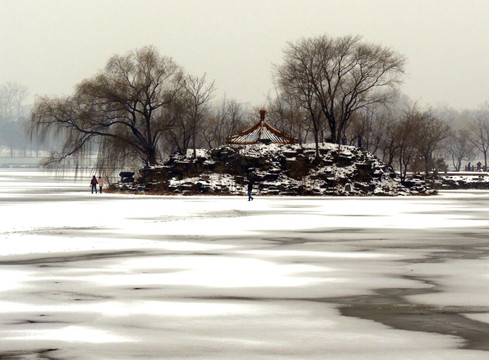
0, 270, 33, 291
2, 325, 132, 343
0, 299, 258, 317
94, 256, 334, 288
0, 234, 230, 257
240, 249, 403, 259
96, 300, 258, 317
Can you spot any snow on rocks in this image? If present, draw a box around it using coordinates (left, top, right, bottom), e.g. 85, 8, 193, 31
115, 143, 436, 196
437, 173, 489, 190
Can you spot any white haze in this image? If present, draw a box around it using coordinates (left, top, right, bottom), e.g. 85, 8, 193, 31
1, 0, 489, 109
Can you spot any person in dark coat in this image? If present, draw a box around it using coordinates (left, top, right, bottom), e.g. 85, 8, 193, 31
247, 180, 254, 201
90, 176, 98, 194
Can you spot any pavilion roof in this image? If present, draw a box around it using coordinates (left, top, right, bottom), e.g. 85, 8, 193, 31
226, 110, 298, 145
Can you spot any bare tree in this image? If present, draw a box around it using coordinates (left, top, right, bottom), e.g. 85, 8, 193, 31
468, 106, 489, 170
201, 98, 247, 149
377, 117, 401, 168
447, 129, 475, 171
165, 97, 192, 154
266, 88, 312, 143
274, 40, 324, 158
29, 46, 185, 171
184, 74, 215, 158
0, 82, 28, 121
414, 109, 450, 175
0, 82, 31, 157
396, 107, 421, 180
344, 102, 396, 154
275, 34, 405, 158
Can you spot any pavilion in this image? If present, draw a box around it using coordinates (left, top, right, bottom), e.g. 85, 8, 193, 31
226, 109, 299, 145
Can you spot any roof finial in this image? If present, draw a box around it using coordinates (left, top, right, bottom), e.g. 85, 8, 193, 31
259, 109, 266, 122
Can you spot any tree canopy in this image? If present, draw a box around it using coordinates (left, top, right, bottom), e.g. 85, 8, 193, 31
29, 46, 186, 171
275, 34, 406, 157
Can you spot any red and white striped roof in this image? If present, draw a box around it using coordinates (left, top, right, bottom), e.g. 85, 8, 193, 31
226, 110, 298, 145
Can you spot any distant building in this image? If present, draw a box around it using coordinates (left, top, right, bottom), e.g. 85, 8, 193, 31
226, 109, 298, 145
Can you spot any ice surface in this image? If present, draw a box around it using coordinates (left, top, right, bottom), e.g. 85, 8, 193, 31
1, 169, 489, 359
405, 258, 489, 307
464, 313, 489, 325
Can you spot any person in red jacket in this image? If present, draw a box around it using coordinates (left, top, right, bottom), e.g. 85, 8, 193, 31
90, 176, 98, 194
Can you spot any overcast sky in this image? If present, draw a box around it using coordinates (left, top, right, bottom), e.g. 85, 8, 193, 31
1, 0, 488, 110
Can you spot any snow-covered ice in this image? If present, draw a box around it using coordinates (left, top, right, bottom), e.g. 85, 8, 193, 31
1, 169, 489, 359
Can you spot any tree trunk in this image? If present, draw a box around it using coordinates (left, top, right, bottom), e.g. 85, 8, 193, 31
147, 148, 157, 167
313, 132, 320, 160
192, 116, 197, 159
329, 120, 337, 144
425, 154, 430, 176
308, 108, 321, 160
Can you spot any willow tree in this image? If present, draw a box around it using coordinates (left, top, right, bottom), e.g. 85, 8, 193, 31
275, 35, 405, 158
29, 46, 185, 171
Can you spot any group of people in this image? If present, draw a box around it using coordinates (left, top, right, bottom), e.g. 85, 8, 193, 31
465, 162, 485, 172
90, 176, 104, 194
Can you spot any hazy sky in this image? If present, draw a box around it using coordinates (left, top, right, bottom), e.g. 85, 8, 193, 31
1, 0, 489, 110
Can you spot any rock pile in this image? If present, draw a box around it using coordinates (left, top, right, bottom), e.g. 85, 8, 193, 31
115, 143, 436, 196
437, 174, 489, 189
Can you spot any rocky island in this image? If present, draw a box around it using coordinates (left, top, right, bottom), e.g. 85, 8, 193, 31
114, 143, 436, 196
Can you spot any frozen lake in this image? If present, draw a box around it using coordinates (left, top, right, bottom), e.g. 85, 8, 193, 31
1, 169, 489, 359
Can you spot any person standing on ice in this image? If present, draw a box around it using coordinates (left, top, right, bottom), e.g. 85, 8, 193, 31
247, 180, 254, 201
90, 176, 98, 194
98, 176, 104, 194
